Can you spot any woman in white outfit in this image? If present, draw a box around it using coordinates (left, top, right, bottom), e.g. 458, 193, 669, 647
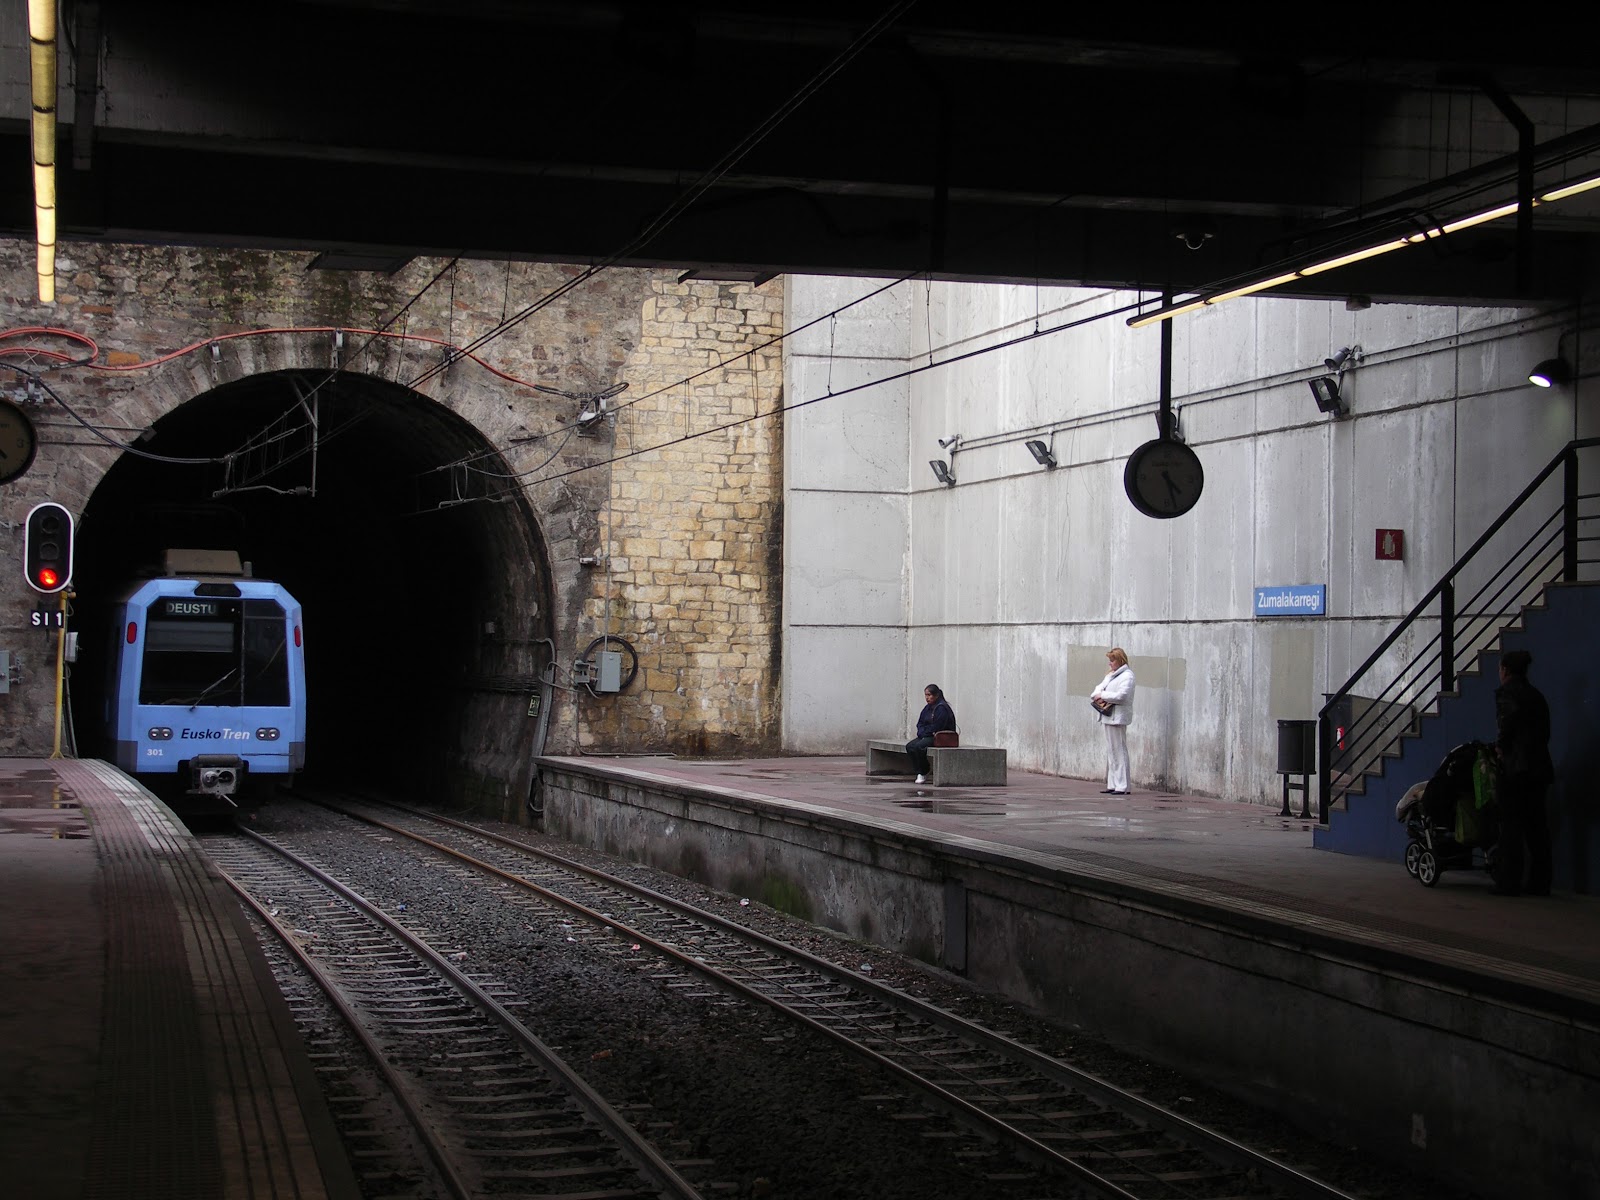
1090, 647, 1136, 794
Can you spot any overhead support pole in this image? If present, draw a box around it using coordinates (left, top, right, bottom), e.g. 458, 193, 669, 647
290, 373, 321, 499
71, 2, 101, 170
894, 37, 950, 274
1444, 71, 1535, 295
1157, 294, 1175, 440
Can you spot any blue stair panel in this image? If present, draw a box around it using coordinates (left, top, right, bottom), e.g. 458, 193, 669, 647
1313, 583, 1599, 893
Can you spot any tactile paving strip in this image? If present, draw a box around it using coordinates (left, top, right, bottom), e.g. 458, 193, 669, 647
58, 761, 354, 1200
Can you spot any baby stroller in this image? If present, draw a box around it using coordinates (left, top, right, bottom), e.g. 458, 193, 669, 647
1395, 741, 1500, 887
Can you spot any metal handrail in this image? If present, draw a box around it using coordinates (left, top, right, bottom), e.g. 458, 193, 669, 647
1317, 438, 1600, 821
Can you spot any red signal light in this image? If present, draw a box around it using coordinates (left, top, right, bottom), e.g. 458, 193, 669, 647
24, 503, 74, 594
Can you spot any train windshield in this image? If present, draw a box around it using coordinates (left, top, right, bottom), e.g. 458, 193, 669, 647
139, 598, 291, 706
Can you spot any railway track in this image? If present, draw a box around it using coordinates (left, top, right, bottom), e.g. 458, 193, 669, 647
201, 828, 709, 1200
264, 790, 1364, 1200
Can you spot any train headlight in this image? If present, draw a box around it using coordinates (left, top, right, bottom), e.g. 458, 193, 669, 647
148, 726, 173, 740
255, 727, 281, 741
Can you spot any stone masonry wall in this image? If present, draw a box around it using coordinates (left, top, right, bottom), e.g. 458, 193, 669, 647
568, 277, 785, 755
0, 238, 784, 771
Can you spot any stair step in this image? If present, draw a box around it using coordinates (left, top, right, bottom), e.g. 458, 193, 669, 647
1321, 570, 1600, 853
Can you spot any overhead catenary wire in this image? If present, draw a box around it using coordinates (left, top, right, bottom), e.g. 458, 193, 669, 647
432, 181, 1110, 480
474, 294, 1149, 498
14, 5, 1166, 483
0, 361, 218, 464
13, 180, 1105, 481
7, 3, 916, 471
431, 271, 917, 480
400, 0, 919, 396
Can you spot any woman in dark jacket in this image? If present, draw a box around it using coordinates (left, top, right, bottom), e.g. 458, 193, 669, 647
906, 684, 957, 784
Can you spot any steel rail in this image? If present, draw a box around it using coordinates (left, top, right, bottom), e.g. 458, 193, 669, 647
210, 847, 477, 1200
215, 825, 707, 1200
316, 791, 1361, 1200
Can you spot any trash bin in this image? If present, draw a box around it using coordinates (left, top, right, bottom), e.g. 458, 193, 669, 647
1276, 719, 1316, 775
1276, 719, 1316, 819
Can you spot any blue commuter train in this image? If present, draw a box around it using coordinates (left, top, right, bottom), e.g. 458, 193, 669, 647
105, 550, 306, 807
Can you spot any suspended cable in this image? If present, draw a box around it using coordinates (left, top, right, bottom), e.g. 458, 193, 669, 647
402, 0, 919, 394
494, 294, 1146, 495
0, 363, 221, 463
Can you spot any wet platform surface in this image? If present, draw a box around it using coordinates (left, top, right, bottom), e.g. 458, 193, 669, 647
546, 754, 1600, 1008
0, 756, 358, 1200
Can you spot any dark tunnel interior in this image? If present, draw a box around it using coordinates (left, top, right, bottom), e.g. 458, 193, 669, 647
69, 369, 546, 801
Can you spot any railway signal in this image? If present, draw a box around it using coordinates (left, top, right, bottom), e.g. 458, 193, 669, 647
24, 502, 74, 593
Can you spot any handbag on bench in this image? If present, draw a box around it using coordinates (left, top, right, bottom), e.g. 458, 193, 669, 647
933, 730, 960, 747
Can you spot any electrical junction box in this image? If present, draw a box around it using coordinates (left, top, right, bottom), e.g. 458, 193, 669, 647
596, 650, 622, 693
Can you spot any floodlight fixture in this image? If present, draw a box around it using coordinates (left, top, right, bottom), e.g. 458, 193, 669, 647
1528, 357, 1572, 388
1025, 439, 1057, 468
929, 459, 955, 486
1309, 375, 1346, 417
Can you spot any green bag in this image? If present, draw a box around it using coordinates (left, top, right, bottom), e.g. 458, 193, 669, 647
1458, 750, 1498, 845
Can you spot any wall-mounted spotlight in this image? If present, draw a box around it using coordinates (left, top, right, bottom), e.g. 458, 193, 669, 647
1309, 375, 1347, 417
929, 459, 955, 486
1310, 344, 1359, 417
1528, 357, 1572, 388
1025, 439, 1057, 468
1324, 345, 1362, 373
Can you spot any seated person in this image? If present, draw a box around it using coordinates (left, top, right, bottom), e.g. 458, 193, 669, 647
906, 684, 957, 784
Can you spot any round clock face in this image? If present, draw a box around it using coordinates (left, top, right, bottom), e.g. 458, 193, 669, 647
0, 399, 40, 486
1124, 437, 1204, 519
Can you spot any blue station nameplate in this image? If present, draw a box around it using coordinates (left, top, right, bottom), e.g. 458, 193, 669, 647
1254, 584, 1326, 617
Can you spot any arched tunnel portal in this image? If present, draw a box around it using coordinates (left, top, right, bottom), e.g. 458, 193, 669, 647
71, 368, 555, 811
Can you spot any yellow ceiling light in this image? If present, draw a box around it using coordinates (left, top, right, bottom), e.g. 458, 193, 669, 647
1535, 175, 1600, 203
28, 0, 58, 306
1128, 169, 1600, 329
1436, 202, 1520, 236
1127, 296, 1209, 328
1204, 272, 1300, 305
1296, 238, 1411, 276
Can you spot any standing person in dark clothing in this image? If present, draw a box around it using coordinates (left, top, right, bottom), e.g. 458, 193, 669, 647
1492, 649, 1554, 896
906, 684, 957, 785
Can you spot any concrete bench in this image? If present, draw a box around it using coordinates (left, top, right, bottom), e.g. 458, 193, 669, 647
865, 738, 1007, 786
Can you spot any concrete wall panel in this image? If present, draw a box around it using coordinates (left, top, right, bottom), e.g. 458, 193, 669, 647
785, 356, 908, 494
784, 274, 1587, 806
783, 626, 908, 752
783, 490, 907, 627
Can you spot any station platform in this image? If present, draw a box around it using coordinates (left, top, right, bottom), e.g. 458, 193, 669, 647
0, 756, 358, 1200
534, 752, 1600, 1200
541, 753, 1600, 1006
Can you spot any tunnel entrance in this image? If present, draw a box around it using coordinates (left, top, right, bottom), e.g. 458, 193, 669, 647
71, 369, 553, 806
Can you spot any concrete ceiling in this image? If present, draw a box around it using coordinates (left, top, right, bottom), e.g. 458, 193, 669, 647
7, 2, 1600, 306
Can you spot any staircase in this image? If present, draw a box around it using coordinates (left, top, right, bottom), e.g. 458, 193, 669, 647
1313, 439, 1600, 888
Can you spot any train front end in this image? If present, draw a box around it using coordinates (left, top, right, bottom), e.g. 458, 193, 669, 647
108, 575, 306, 806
